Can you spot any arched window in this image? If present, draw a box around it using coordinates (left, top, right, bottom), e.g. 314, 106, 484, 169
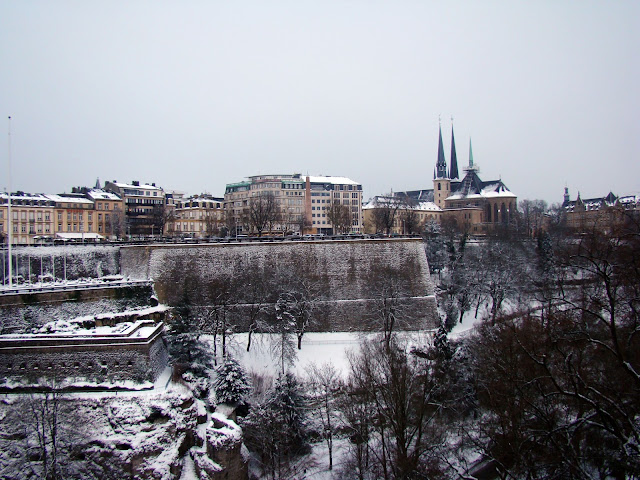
486, 204, 492, 223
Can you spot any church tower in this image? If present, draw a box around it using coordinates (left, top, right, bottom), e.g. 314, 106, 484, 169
450, 125, 459, 180
433, 124, 451, 209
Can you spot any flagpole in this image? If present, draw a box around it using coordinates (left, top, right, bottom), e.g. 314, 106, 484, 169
7, 116, 13, 288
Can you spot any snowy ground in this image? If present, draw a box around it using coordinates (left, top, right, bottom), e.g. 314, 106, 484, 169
227, 330, 441, 381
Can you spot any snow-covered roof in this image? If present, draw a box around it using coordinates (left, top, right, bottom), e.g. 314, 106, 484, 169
86, 189, 122, 201
415, 201, 441, 211
447, 184, 516, 201
111, 182, 163, 191
563, 191, 639, 212
307, 175, 360, 186
55, 232, 105, 240
45, 194, 94, 204
0, 192, 54, 204
362, 196, 441, 211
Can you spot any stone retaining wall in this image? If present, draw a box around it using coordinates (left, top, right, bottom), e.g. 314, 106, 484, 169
120, 239, 439, 330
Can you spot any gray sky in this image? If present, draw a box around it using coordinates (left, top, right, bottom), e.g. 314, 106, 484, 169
1, 1, 638, 204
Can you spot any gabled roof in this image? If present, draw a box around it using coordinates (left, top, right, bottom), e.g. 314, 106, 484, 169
446, 170, 515, 201
563, 191, 634, 212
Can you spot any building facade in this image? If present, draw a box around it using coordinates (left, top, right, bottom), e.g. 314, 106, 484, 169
224, 174, 363, 236
85, 189, 126, 239
169, 195, 225, 238
562, 189, 640, 234
104, 181, 166, 237
0, 193, 56, 245
363, 196, 442, 235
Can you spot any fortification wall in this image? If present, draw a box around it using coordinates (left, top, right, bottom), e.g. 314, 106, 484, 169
0, 326, 167, 388
121, 239, 438, 331
0, 283, 154, 334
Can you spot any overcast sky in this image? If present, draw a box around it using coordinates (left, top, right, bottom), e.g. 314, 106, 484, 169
1, 1, 638, 204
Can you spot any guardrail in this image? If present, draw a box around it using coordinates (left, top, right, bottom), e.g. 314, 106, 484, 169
1, 234, 424, 248
0, 279, 152, 296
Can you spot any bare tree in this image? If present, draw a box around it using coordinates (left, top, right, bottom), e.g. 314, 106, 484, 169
344, 336, 447, 479
326, 199, 352, 234
469, 218, 640, 478
249, 192, 279, 236
518, 198, 548, 237
106, 210, 127, 239
371, 195, 401, 235
24, 374, 68, 480
397, 195, 420, 234
306, 362, 341, 471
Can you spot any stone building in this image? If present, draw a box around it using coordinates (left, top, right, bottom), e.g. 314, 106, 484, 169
0, 307, 169, 388
562, 188, 640, 233
362, 195, 441, 235
399, 124, 517, 234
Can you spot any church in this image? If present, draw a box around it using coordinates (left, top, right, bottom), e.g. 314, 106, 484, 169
400, 124, 518, 234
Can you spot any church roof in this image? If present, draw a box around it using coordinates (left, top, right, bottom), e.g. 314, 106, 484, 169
446, 170, 515, 201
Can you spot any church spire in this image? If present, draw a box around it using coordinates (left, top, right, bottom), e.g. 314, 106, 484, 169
468, 138, 474, 168
450, 122, 459, 180
435, 124, 448, 179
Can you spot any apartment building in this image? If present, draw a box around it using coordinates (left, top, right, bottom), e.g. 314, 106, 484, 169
104, 181, 165, 236
0, 193, 55, 245
46, 194, 95, 238
169, 195, 224, 237
85, 189, 126, 239
224, 174, 363, 235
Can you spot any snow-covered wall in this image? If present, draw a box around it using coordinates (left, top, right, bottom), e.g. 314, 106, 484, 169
121, 239, 438, 331
0, 284, 154, 334
0, 332, 167, 388
1, 245, 120, 283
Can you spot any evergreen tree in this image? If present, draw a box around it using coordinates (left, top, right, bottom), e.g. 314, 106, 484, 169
212, 356, 252, 405
241, 372, 310, 478
166, 289, 213, 376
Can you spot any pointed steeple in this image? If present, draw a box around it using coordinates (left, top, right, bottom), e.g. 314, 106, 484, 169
435, 124, 448, 179
469, 138, 474, 168
449, 124, 459, 180
95, 177, 101, 189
